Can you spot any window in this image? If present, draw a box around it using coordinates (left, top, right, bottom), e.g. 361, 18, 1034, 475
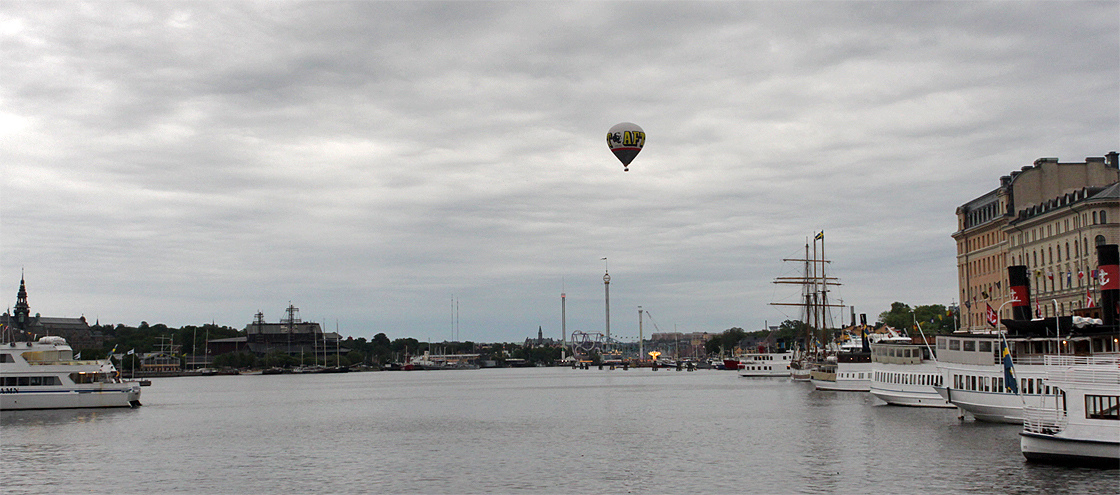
979, 341, 992, 353
1085, 395, 1119, 420
0, 353, 13, 363
1097, 235, 1107, 247
963, 340, 976, 352
949, 340, 960, 351
1102, 210, 1108, 224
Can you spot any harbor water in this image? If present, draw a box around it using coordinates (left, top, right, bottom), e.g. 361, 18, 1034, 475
1, 367, 1114, 494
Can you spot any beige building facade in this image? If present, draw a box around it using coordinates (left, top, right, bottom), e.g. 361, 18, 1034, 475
953, 153, 1119, 330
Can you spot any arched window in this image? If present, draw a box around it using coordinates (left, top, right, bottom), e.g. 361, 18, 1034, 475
1066, 243, 1070, 260
1102, 210, 1108, 224
1093, 211, 1098, 224
1096, 235, 1106, 247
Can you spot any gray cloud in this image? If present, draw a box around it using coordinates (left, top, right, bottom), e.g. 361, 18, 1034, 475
2, 1, 1116, 341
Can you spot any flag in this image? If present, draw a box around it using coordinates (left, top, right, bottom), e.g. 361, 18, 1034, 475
964, 300, 971, 309
815, 231, 824, 240
1078, 269, 1084, 280
1047, 271, 1053, 281
1001, 339, 1018, 394
995, 281, 1001, 289
1067, 272, 1071, 287
127, 349, 135, 355
108, 345, 117, 359
1087, 289, 1095, 307
74, 352, 81, 360
985, 303, 999, 327
981, 290, 989, 299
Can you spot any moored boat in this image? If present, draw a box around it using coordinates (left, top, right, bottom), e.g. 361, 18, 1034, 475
1020, 357, 1120, 467
1, 336, 141, 410
869, 339, 952, 407
737, 350, 793, 377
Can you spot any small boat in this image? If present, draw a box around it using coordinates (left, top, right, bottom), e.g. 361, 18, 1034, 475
1020, 356, 1120, 467
869, 339, 951, 407
810, 351, 872, 391
737, 350, 793, 377
1, 336, 142, 410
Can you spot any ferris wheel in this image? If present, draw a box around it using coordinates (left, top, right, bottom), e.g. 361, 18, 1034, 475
568, 331, 604, 354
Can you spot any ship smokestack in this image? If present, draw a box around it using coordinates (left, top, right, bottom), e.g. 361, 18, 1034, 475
1097, 244, 1119, 327
1008, 265, 1031, 321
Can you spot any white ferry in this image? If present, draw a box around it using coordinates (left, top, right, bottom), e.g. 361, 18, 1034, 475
1, 336, 141, 410
1020, 356, 1120, 467
869, 340, 952, 408
933, 319, 1118, 423
810, 352, 872, 391
737, 351, 793, 377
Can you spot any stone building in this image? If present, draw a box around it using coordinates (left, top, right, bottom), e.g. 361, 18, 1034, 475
953, 152, 1119, 330
0, 275, 106, 349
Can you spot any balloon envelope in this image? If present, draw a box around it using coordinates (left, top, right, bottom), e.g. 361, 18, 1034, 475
606, 122, 644, 171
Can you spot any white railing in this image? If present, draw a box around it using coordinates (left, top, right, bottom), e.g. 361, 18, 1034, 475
1022, 406, 1067, 434
1044, 354, 1120, 366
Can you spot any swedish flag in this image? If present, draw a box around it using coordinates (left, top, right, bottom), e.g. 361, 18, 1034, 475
1001, 339, 1018, 394
815, 231, 824, 240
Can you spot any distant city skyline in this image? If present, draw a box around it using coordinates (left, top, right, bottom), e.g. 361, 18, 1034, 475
2, 2, 1117, 342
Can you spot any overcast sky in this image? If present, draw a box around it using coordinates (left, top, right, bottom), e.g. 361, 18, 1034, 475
2, 2, 1117, 343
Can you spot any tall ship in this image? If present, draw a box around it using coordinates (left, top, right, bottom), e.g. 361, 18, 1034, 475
935, 247, 1120, 423
771, 232, 844, 382
1, 335, 141, 410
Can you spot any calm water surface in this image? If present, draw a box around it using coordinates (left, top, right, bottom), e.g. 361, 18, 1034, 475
2, 368, 1114, 494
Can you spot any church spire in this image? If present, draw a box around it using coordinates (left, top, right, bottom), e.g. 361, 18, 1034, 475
14, 272, 30, 330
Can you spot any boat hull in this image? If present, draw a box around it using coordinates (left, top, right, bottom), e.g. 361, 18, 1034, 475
870, 386, 953, 407
811, 377, 870, 392
1, 383, 141, 410
935, 387, 1053, 423
1020, 432, 1120, 468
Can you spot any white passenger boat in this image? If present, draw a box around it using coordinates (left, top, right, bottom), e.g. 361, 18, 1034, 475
737, 351, 792, 377
1, 336, 141, 410
869, 340, 952, 407
1020, 356, 1120, 467
810, 352, 872, 391
933, 325, 1118, 423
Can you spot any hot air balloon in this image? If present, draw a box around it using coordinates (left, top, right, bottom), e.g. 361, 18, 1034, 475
606, 122, 644, 172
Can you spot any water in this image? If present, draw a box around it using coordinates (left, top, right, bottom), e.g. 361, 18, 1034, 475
2, 368, 1114, 494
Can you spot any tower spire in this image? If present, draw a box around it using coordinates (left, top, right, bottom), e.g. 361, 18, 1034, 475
14, 271, 30, 330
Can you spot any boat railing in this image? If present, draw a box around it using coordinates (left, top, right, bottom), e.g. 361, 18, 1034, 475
26, 360, 110, 366
1022, 406, 1067, 435
1045, 365, 1120, 385
1043, 354, 1120, 367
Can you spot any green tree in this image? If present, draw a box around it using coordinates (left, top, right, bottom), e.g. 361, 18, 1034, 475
878, 302, 913, 330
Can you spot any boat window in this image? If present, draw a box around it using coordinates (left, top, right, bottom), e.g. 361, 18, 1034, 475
963, 341, 976, 352
949, 340, 960, 351
0, 353, 13, 363
937, 339, 946, 350
978, 341, 992, 353
1085, 395, 1120, 420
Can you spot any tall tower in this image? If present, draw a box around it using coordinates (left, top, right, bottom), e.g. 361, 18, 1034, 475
13, 273, 30, 330
638, 306, 644, 360
561, 290, 566, 346
603, 269, 611, 349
